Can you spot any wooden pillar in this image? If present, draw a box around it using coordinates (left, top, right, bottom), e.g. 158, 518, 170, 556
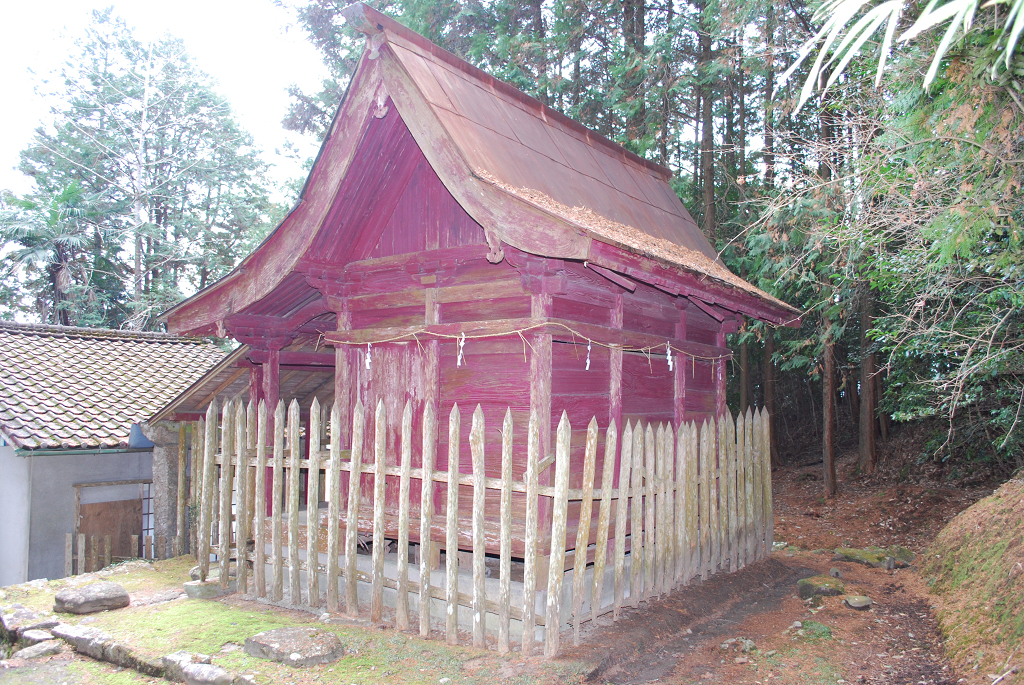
715, 328, 728, 418
530, 292, 553, 561
674, 303, 688, 426
823, 340, 837, 497
176, 423, 187, 556
609, 294, 624, 432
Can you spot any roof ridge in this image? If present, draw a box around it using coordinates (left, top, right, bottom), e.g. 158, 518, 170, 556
343, 2, 673, 182
0, 321, 213, 343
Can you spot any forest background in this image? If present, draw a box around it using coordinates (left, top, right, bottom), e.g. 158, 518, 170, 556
2, 0, 1022, 486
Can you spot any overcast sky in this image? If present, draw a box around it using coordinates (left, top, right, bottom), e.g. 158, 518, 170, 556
0, 0, 331, 197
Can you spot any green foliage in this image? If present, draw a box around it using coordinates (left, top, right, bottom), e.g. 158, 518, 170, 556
1, 10, 281, 328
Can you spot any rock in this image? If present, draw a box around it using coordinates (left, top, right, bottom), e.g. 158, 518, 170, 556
886, 546, 915, 567
734, 656, 749, 664
163, 651, 215, 681
190, 566, 202, 581
182, 662, 233, 685
829, 568, 843, 579
19, 629, 53, 646
243, 626, 344, 667
845, 595, 873, 610
51, 623, 112, 659
1, 607, 40, 640
11, 640, 62, 659
738, 638, 756, 653
882, 556, 896, 571
440, 679, 452, 684
53, 582, 130, 614
798, 576, 845, 599
833, 547, 888, 567
184, 580, 235, 599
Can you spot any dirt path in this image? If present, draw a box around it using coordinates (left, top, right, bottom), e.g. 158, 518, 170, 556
564, 451, 989, 685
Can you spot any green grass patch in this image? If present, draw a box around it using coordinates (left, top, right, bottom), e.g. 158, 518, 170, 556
801, 621, 833, 640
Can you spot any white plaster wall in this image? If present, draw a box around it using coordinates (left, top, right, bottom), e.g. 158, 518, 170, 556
0, 443, 31, 587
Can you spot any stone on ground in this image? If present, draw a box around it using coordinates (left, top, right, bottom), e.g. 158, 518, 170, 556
845, 595, 873, 610
19, 628, 53, 646
11, 640, 62, 659
53, 581, 130, 614
829, 567, 843, 578
832, 547, 887, 567
162, 650, 214, 681
1, 606, 40, 640
181, 662, 233, 685
798, 575, 845, 599
184, 580, 235, 599
51, 623, 112, 659
244, 626, 345, 667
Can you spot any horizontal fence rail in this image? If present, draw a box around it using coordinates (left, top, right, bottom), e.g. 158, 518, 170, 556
196, 396, 772, 657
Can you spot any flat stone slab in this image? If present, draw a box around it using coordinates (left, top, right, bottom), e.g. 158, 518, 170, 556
20, 628, 54, 646
798, 575, 845, 599
11, 640, 62, 659
181, 662, 233, 685
51, 623, 112, 660
53, 581, 130, 614
845, 595, 873, 610
184, 580, 235, 599
244, 627, 344, 667
1, 606, 40, 640
162, 650, 213, 681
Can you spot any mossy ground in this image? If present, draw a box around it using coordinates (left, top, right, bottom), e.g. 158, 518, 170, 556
921, 478, 1024, 682
1, 557, 589, 685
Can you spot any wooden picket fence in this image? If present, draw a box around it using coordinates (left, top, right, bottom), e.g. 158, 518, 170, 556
195, 397, 772, 657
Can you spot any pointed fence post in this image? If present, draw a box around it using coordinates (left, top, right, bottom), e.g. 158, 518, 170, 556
326, 402, 342, 612
445, 404, 461, 646
470, 405, 487, 647
345, 400, 365, 616
643, 424, 656, 599
629, 425, 644, 606
254, 401, 268, 597
236, 401, 250, 595
613, 421, 633, 617
198, 399, 217, 581
272, 400, 285, 602
521, 410, 540, 655
544, 411, 572, 658
497, 408, 513, 653
396, 401, 413, 630
572, 418, 598, 645
370, 399, 387, 623
419, 403, 437, 637
592, 419, 617, 623
307, 397, 322, 608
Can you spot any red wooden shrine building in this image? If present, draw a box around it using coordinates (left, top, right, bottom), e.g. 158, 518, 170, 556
156, 3, 797, 560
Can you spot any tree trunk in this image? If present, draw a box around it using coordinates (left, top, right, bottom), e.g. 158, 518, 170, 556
697, 0, 715, 241
823, 340, 837, 497
530, 0, 547, 105
763, 4, 775, 189
876, 370, 889, 442
764, 328, 780, 465
858, 287, 878, 472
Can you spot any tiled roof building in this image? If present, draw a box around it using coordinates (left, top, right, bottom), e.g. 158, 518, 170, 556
0, 322, 225, 450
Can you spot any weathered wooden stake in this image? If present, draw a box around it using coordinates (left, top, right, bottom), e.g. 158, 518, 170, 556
198, 400, 217, 580
254, 401, 268, 598
396, 401, 413, 630
699, 420, 712, 579
544, 411, 572, 658
497, 408, 513, 653
572, 417, 598, 644
272, 400, 285, 602
736, 410, 748, 570
326, 402, 342, 612
419, 403, 437, 637
643, 424, 656, 599
592, 419, 617, 623
521, 410, 540, 655
654, 424, 666, 596
235, 402, 250, 594
762, 407, 774, 558
177, 422, 187, 555
287, 399, 302, 604
345, 400, 365, 617
307, 397, 322, 608
629, 425, 644, 605
445, 404, 460, 645
370, 399, 387, 623
613, 421, 632, 617
219, 401, 234, 588
470, 404, 487, 647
